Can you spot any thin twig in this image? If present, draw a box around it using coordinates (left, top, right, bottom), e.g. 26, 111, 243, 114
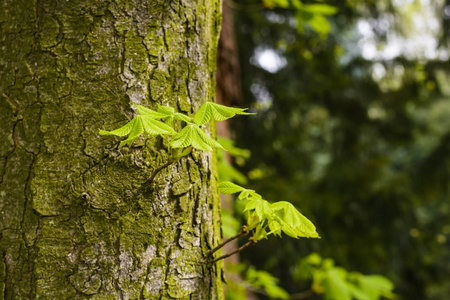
207, 227, 247, 257
148, 160, 174, 183
210, 240, 254, 264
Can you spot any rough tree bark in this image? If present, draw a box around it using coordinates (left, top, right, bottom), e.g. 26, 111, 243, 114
0, 0, 224, 299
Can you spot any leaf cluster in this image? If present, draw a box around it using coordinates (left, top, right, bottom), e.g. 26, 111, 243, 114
295, 253, 395, 300
245, 265, 290, 299
219, 181, 319, 242
100, 103, 318, 265
100, 102, 252, 151
99, 105, 176, 148
225, 262, 289, 300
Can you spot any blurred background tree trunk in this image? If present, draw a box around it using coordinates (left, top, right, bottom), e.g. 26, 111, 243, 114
216, 3, 258, 299
0, 0, 223, 298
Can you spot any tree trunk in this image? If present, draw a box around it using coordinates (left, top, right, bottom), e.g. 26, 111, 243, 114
0, 0, 223, 299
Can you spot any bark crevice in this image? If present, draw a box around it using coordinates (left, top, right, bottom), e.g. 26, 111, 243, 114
1, 0, 223, 298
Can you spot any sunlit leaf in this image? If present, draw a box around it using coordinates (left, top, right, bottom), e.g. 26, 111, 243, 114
194, 102, 254, 125
174, 112, 192, 122
268, 219, 282, 237
170, 125, 194, 149
193, 125, 225, 150
99, 117, 137, 137
239, 190, 251, 200
324, 268, 351, 300
191, 130, 213, 151
193, 102, 212, 125
164, 116, 175, 125
118, 116, 144, 148
245, 266, 290, 300
219, 181, 246, 195
271, 201, 320, 238
356, 274, 395, 300
170, 124, 224, 151
158, 105, 192, 123
156, 105, 175, 115
141, 116, 176, 135
135, 104, 170, 119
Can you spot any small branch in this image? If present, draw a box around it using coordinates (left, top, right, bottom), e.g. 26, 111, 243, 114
210, 240, 254, 264
148, 160, 174, 183
207, 227, 247, 257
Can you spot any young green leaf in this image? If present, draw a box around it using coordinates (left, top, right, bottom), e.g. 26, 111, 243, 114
243, 198, 273, 232
156, 105, 175, 114
170, 124, 224, 151
324, 268, 352, 300
170, 125, 193, 149
193, 102, 254, 126
99, 117, 137, 137
355, 274, 395, 300
118, 116, 144, 148
267, 219, 282, 237
141, 115, 176, 135
174, 113, 192, 123
100, 115, 175, 148
254, 200, 273, 222
193, 103, 212, 125
253, 225, 269, 241
271, 201, 320, 238
135, 104, 170, 119
164, 116, 175, 125
296, 254, 395, 300
119, 136, 139, 148
238, 190, 251, 200
219, 181, 246, 195
218, 181, 262, 200
157, 105, 193, 123
243, 198, 264, 213
172, 147, 193, 161
245, 266, 290, 300
193, 125, 224, 150
191, 130, 215, 151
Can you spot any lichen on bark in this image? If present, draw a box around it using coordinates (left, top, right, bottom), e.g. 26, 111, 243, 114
0, 0, 224, 299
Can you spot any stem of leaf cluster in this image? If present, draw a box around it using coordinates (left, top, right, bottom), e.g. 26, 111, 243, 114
207, 227, 247, 257
266, 226, 281, 237
210, 240, 254, 264
148, 160, 174, 183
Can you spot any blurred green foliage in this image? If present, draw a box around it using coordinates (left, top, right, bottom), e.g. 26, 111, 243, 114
261, 0, 338, 35
218, 137, 251, 185
230, 0, 450, 299
218, 137, 394, 300
225, 262, 290, 299
246, 265, 291, 299
295, 253, 395, 300
219, 180, 320, 242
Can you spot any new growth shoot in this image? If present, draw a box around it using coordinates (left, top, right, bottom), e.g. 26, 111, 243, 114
99, 102, 319, 263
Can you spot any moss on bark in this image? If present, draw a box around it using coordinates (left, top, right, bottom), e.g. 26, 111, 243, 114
0, 0, 223, 298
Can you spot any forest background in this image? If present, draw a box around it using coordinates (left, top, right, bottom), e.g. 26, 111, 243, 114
221, 0, 450, 299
